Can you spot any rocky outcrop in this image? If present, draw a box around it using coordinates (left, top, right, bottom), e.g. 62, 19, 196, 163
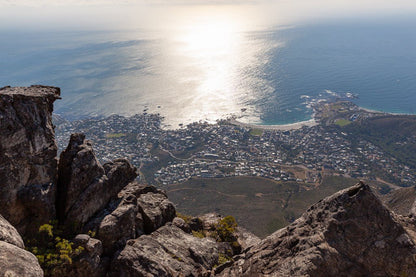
0, 213, 43, 276
110, 224, 219, 277
93, 182, 175, 255
137, 192, 176, 234
56, 133, 137, 227
0, 85, 60, 233
0, 214, 25, 248
219, 182, 416, 276
0, 241, 44, 277
59, 234, 105, 277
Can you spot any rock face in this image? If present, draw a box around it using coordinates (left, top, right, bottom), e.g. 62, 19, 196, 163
92, 181, 175, 256
0, 213, 43, 276
0, 241, 44, 277
219, 182, 416, 277
58, 234, 105, 277
0, 214, 25, 248
137, 192, 176, 234
56, 133, 138, 227
0, 85, 60, 233
110, 225, 219, 277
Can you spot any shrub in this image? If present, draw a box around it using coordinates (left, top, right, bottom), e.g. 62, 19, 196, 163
27, 222, 84, 276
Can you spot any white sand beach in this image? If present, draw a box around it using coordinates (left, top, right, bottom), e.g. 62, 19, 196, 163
229, 118, 318, 131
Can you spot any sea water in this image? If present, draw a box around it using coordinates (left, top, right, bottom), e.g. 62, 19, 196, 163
1, 18, 415, 128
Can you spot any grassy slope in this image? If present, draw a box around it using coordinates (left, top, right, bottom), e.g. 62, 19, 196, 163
167, 175, 357, 238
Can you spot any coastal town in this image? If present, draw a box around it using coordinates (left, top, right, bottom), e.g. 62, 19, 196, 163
55, 100, 416, 189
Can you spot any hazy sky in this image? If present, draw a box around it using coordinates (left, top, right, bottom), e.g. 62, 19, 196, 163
1, 0, 416, 30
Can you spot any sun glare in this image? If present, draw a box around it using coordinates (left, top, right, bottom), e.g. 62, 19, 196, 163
180, 19, 238, 53
172, 16, 243, 116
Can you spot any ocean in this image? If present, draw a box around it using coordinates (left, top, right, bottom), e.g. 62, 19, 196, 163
1, 18, 416, 128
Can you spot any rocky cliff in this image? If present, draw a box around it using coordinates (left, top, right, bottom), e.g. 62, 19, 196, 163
1, 85, 416, 277
0, 85, 60, 234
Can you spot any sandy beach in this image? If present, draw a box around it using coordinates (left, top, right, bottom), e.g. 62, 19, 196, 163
229, 118, 318, 131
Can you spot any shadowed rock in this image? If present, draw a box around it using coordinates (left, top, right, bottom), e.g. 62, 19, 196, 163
0, 85, 60, 234
0, 213, 43, 277
137, 192, 176, 234
219, 182, 416, 276
56, 133, 138, 228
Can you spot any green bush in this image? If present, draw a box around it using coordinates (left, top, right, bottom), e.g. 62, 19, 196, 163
215, 216, 238, 242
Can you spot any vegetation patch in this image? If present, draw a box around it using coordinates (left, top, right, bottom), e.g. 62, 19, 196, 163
26, 222, 84, 276
249, 128, 263, 136
335, 119, 351, 127
105, 133, 126, 138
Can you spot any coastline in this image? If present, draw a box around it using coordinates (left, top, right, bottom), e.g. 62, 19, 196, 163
229, 118, 318, 131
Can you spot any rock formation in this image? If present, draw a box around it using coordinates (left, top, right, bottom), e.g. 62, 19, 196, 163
56, 133, 138, 227
2, 85, 416, 277
110, 224, 220, 276
218, 182, 416, 276
0, 85, 60, 233
0, 214, 43, 276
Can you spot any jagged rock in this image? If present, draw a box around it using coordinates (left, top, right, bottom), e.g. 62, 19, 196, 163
56, 133, 137, 227
219, 182, 416, 276
85, 182, 166, 256
188, 217, 204, 231
137, 192, 176, 234
172, 217, 191, 233
0, 214, 24, 248
235, 227, 260, 250
0, 85, 60, 233
98, 195, 141, 255
0, 241, 43, 277
110, 225, 219, 277
199, 213, 221, 231
56, 234, 104, 277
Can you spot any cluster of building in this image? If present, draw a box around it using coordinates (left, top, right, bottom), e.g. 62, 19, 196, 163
55, 112, 415, 187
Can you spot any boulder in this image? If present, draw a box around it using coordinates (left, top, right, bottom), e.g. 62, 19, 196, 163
172, 217, 191, 233
219, 182, 416, 276
55, 234, 104, 277
137, 192, 176, 234
0, 241, 43, 277
110, 225, 219, 277
0, 214, 24, 248
0, 85, 60, 233
98, 195, 141, 255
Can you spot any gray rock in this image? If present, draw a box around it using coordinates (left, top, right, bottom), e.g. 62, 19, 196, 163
0, 240, 43, 277
98, 196, 140, 255
199, 213, 221, 231
172, 217, 191, 233
0, 214, 24, 248
87, 182, 164, 256
219, 182, 416, 276
0, 85, 60, 234
58, 234, 104, 277
137, 192, 176, 234
56, 133, 137, 227
110, 225, 219, 277
235, 227, 260, 250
